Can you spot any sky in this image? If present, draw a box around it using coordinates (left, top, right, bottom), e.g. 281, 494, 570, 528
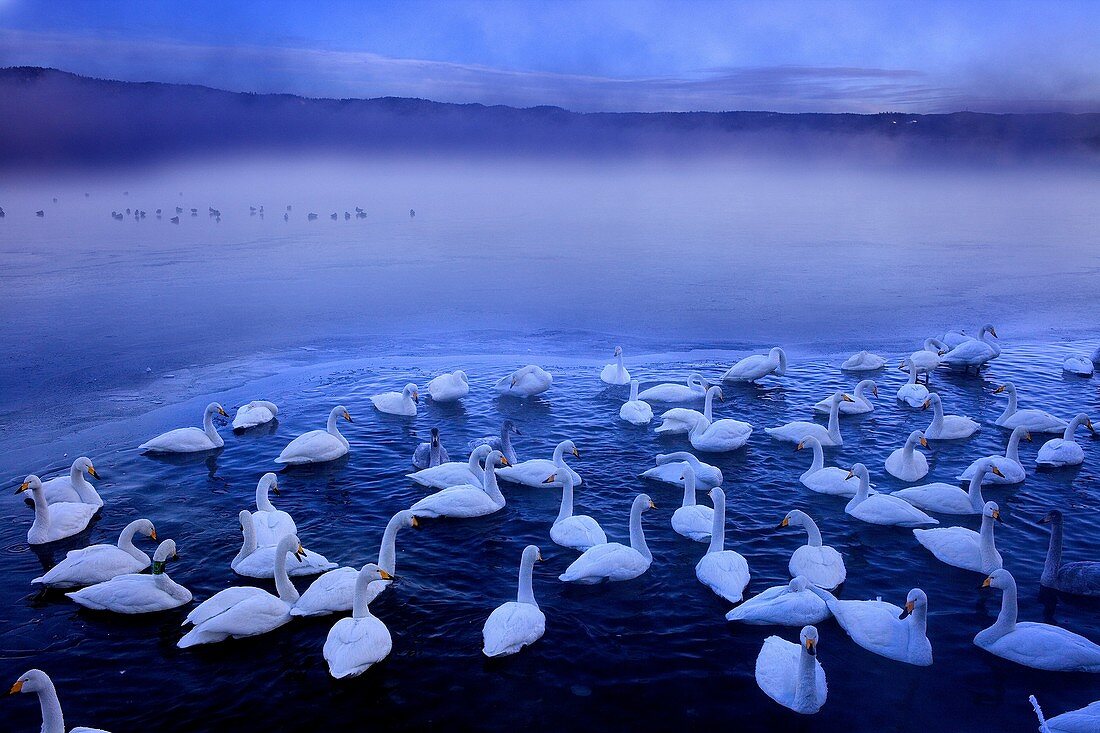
0, 0, 1098, 113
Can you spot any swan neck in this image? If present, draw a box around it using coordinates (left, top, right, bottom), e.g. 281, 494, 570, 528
827, 397, 842, 441
1042, 519, 1063, 587
352, 570, 377, 618
256, 480, 276, 512
629, 500, 651, 562
629, 381, 639, 401
908, 602, 928, 643
999, 387, 1017, 421
991, 580, 1018, 638
118, 523, 148, 563
326, 409, 342, 439
517, 551, 538, 606
1065, 415, 1085, 440
235, 517, 257, 564
680, 471, 696, 508
556, 477, 574, 523
35, 678, 66, 733
1006, 431, 1023, 462
980, 513, 998, 569
273, 541, 300, 604
805, 440, 824, 475
377, 515, 404, 574
203, 407, 219, 442
795, 645, 818, 710
707, 492, 725, 554
30, 485, 50, 530
802, 516, 823, 547
703, 389, 715, 421
482, 462, 506, 506
967, 471, 986, 510
929, 398, 944, 430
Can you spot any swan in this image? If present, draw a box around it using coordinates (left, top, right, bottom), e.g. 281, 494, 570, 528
896, 363, 930, 407
275, 405, 352, 464
957, 426, 1029, 484
559, 494, 655, 584
67, 540, 191, 613
40, 457, 102, 507
17, 476, 97, 545
139, 402, 227, 453
840, 350, 885, 371
892, 458, 1002, 515
250, 473, 296, 545
902, 338, 947, 382
482, 545, 546, 657
976, 569, 1100, 671
639, 452, 723, 489
1036, 413, 1094, 467
33, 519, 156, 588
231, 510, 335, 578
755, 626, 827, 715
671, 465, 713, 542
468, 420, 522, 464
231, 400, 278, 430
371, 382, 419, 416
923, 393, 979, 440
408, 444, 490, 489
844, 464, 938, 528
8, 668, 110, 733
941, 329, 972, 349
547, 471, 606, 551
993, 382, 1068, 433
722, 347, 787, 383
941, 323, 1000, 373
1040, 510, 1100, 596
726, 576, 831, 625
797, 437, 871, 497
813, 379, 876, 415
497, 439, 582, 488
291, 511, 419, 616
410, 450, 508, 518
766, 392, 853, 446
809, 586, 933, 665
687, 409, 753, 453
495, 365, 552, 398
695, 488, 750, 603
619, 379, 653, 425
636, 372, 708, 403
323, 564, 394, 678
600, 346, 630, 385
913, 501, 1003, 574
179, 534, 306, 648
777, 510, 846, 590
427, 370, 469, 402
1064, 355, 1095, 376
654, 384, 720, 434
412, 427, 451, 469
1031, 695, 1100, 733
885, 430, 929, 481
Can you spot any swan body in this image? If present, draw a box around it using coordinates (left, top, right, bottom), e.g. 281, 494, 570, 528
495, 365, 552, 397
994, 382, 1069, 433
427, 370, 469, 402
811, 586, 933, 666
17, 476, 97, 545
797, 436, 871, 497
371, 382, 419, 416
483, 545, 546, 657
548, 471, 606, 551
468, 420, 521, 465
1064, 355, 1095, 376
941, 324, 1000, 371
695, 488, 750, 602
250, 473, 296, 546
655, 384, 720, 434
408, 444, 490, 489
1036, 414, 1094, 467
231, 510, 335, 578
687, 410, 753, 453
844, 464, 938, 528
755, 626, 827, 715
767, 392, 853, 446
8, 669, 111, 733
841, 350, 885, 371
640, 452, 723, 489
412, 427, 451, 469
726, 576, 830, 626
410, 450, 508, 518
892, 458, 1002, 515
497, 440, 582, 488
923, 393, 979, 440
896, 364, 930, 407
67, 540, 191, 613
778, 510, 846, 590
33, 519, 155, 588
636, 372, 708, 403
885, 430, 929, 481
671, 465, 713, 542
275, 405, 352, 464
40, 457, 102, 507
813, 379, 876, 415
903, 338, 947, 379
600, 346, 630, 385
619, 379, 653, 425
139, 402, 227, 453
1031, 696, 1100, 733
1040, 510, 1100, 596
913, 501, 1003, 574
722, 347, 787, 382
231, 400, 278, 430
941, 329, 972, 349
957, 426, 1029, 484
323, 565, 394, 678
560, 494, 655, 584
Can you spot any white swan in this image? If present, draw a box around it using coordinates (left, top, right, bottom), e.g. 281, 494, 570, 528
778, 510, 846, 590
840, 350, 885, 371
275, 405, 352, 464
410, 450, 508, 518
902, 338, 947, 382
412, 427, 451, 469
813, 379, 876, 415
1036, 413, 1094, 467
941, 323, 1000, 373
1064, 355, 1095, 376
722, 347, 787, 382
231, 510, 335, 578
483, 545, 546, 657
636, 372, 708, 403
427, 370, 469, 402
755, 626, 827, 715
468, 421, 521, 465
913, 501, 1002, 574
671, 465, 713, 542
993, 382, 1068, 433
941, 329, 972, 349
232, 400, 278, 430
548, 471, 606, 551
17, 476, 97, 545
654, 384, 719, 434
957, 426, 1029, 484
371, 382, 419, 416
639, 451, 723, 489
885, 430, 929, 481
687, 406, 753, 453
619, 379, 653, 425
408, 444, 490, 489
766, 392, 853, 446
8, 668, 110, 733
923, 393, 979, 440
495, 365, 552, 397
810, 586, 933, 665
179, 534, 305, 648
139, 401, 227, 453
695, 488, 750, 603
323, 564, 394, 678
67, 540, 192, 613
726, 576, 830, 625
892, 459, 1002, 515
844, 464, 938, 528
600, 346, 630, 385
797, 437, 870, 497
497, 439, 582, 488
560, 494, 655, 584
40, 457, 102, 507
975, 569, 1100, 672
896, 363, 930, 407
250, 473, 296, 546
33, 519, 156, 588
1031, 695, 1100, 733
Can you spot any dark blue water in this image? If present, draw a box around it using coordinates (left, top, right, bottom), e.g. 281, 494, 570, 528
3, 338, 1099, 732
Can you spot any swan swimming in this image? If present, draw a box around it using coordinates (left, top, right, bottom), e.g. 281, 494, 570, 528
957, 426, 1029, 484
1063, 355, 1095, 376
323, 564, 394, 678
843, 464, 938, 528
371, 382, 419, 416
892, 458, 1003, 515
639, 451, 723, 489
495, 365, 553, 398
39, 457, 102, 507
922, 393, 979, 440
410, 450, 509, 518
725, 576, 830, 626
139, 401, 227, 453
896, 363, 930, 408
755, 626, 827, 715
694, 487, 750, 603
1040, 510, 1100, 597
482, 545, 546, 657
231, 510, 336, 578
885, 430, 929, 481
636, 372, 709, 403
17, 475, 97, 545
813, 379, 876, 415
671, 465, 713, 542
687, 404, 753, 453
250, 473, 296, 546
1036, 413, 1094, 467
913, 501, 1003, 574
940, 323, 1000, 373
408, 444, 490, 489
412, 427, 451, 469
67, 539, 191, 614
797, 437, 870, 497
619, 379, 653, 425
427, 370, 469, 402
33, 519, 156, 589
547, 471, 606, 551
275, 405, 352, 464
496, 439, 582, 488
766, 392, 853, 446
600, 346, 630, 385
777, 510, 846, 590
654, 384, 719, 434
809, 586, 933, 665
722, 347, 787, 383
559, 494, 655, 584
840, 350, 885, 371
8, 668, 110, 733
901, 338, 947, 383
231, 400, 278, 430
468, 420, 522, 465
993, 382, 1068, 433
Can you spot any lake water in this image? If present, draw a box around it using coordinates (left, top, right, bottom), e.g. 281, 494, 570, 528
1, 158, 1099, 731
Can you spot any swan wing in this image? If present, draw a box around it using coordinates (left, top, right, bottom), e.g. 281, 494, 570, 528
276, 430, 346, 463
482, 601, 546, 657
324, 617, 393, 678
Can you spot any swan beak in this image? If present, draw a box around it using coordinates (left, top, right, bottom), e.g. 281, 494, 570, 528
648, 500, 657, 509
499, 456, 511, 467
778, 517, 790, 528
410, 516, 420, 528
990, 327, 998, 338
378, 569, 394, 580
572, 448, 580, 458
796, 441, 805, 451
513, 426, 523, 435
992, 466, 1005, 478
536, 551, 544, 562
919, 437, 928, 448
921, 399, 930, 410
845, 470, 855, 480
294, 545, 305, 562
1088, 420, 1095, 433
1024, 432, 1032, 442
982, 576, 993, 588
510, 378, 518, 387
218, 407, 228, 417
872, 386, 879, 397
271, 484, 281, 495
150, 529, 158, 541
87, 465, 101, 479
805, 638, 816, 657
992, 509, 1002, 523
412, 392, 419, 404
15, 482, 29, 494
343, 411, 353, 423
543, 474, 557, 484
842, 393, 854, 403
899, 601, 915, 619
993, 385, 1006, 394
937, 350, 946, 356
8, 680, 23, 695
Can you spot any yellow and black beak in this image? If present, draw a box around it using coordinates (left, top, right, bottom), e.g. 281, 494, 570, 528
992, 509, 1002, 523
899, 601, 915, 619
993, 385, 1006, 394
990, 327, 998, 338
150, 529, 158, 541
842, 393, 854, 403
796, 440, 805, 451
16, 481, 30, 494
343, 411, 353, 423
542, 474, 557, 484
805, 638, 816, 657
778, 517, 790, 529
872, 386, 879, 398
919, 436, 928, 448
1024, 432, 1032, 442
410, 516, 420, 528
921, 399, 930, 410
572, 447, 580, 458
412, 392, 419, 404
271, 483, 281, 495
218, 406, 228, 417
992, 466, 1005, 478
648, 500, 657, 509
378, 569, 395, 580
87, 465, 101, 479
845, 470, 855, 480
536, 551, 544, 562
499, 456, 511, 467
1087, 420, 1095, 433
982, 576, 993, 588
294, 544, 306, 562
8, 680, 24, 695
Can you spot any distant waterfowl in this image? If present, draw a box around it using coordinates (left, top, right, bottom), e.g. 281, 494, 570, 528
231, 400, 278, 430
722, 347, 787, 382
412, 427, 451, 469
548, 471, 606, 551
1040, 510, 1100, 596
427, 370, 469, 402
993, 382, 1068, 433
896, 363, 930, 407
637, 372, 709, 403
371, 382, 419, 416
726, 576, 830, 626
913, 501, 1003, 574
619, 379, 653, 425
639, 451, 723, 489
469, 420, 522, 464
275, 405, 352, 464
559, 494, 655, 584
840, 350, 885, 371
671, 465, 713, 542
410, 450, 508, 518
844, 464, 937, 528
482, 545, 546, 657
40, 456, 103, 507
687, 405, 753, 453
957, 426, 1029, 484
495, 365, 553, 397
323, 564, 394, 678
8, 668, 108, 733
655, 384, 721, 434
941, 323, 1000, 372
755, 626, 827, 715
231, 510, 335, 578
778, 510, 846, 590
1063, 355, 1095, 376
33, 519, 156, 589
885, 430, 929, 481
922, 393, 979, 440
694, 487, 750, 603
17, 476, 97, 545
408, 444, 490, 489
67, 539, 191, 614
813, 379, 876, 415
892, 458, 1002, 515
1030, 695, 1100, 733
600, 345, 630, 385
766, 392, 853, 446
797, 436, 869, 497
1036, 413, 1094, 467
250, 473, 296, 546
138, 401, 227, 453
497, 439, 581, 488
810, 586, 933, 665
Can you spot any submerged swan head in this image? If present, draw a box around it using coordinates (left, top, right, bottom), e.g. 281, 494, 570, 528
800, 625, 819, 657
982, 568, 1014, 592
8, 668, 54, 696
898, 588, 928, 619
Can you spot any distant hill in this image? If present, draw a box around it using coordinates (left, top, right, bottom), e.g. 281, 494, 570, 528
2, 66, 1099, 167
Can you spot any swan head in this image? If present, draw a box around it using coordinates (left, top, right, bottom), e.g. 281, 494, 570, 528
795, 436, 819, 452
207, 402, 229, 419
455, 370, 468, 384
788, 576, 811, 592
777, 509, 808, 530
151, 539, 179, 573
259, 472, 280, 495
857, 379, 878, 398
1039, 509, 1063, 526
277, 534, 306, 563
920, 393, 941, 410
908, 430, 928, 448
131, 518, 157, 541
430, 427, 440, 446
73, 456, 100, 479
15, 475, 41, 494
522, 544, 543, 565
333, 405, 353, 423
559, 440, 580, 458
502, 419, 521, 436
707, 385, 724, 401
983, 502, 1001, 523
635, 493, 656, 512
486, 450, 509, 468
993, 382, 1014, 396
613, 346, 622, 356
845, 464, 868, 482
982, 323, 998, 339
359, 563, 395, 583
679, 463, 696, 482
8, 669, 52, 696
982, 568, 1014, 591
898, 589, 928, 619
403, 383, 420, 403
800, 626, 819, 657
975, 459, 1005, 479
